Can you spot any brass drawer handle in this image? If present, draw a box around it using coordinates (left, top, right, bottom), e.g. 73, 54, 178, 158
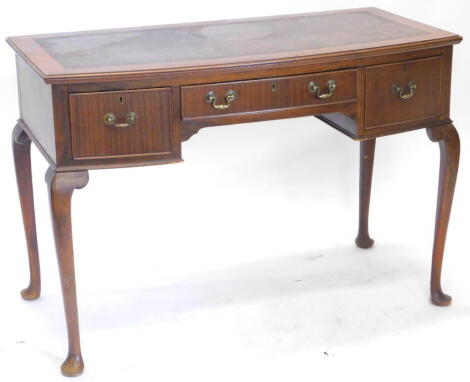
308, 80, 336, 99
205, 90, 237, 110
393, 81, 417, 100
104, 112, 137, 128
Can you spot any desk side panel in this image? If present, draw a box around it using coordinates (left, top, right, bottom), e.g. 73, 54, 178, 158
16, 55, 56, 163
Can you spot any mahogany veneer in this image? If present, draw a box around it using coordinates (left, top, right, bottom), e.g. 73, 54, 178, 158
181, 69, 358, 119
69, 88, 175, 159
7, 7, 462, 376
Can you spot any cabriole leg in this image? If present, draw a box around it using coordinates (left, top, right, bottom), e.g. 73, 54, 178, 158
13, 123, 41, 300
355, 138, 376, 249
426, 123, 460, 306
46, 167, 89, 376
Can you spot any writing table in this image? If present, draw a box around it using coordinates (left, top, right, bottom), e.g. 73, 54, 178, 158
7, 7, 462, 376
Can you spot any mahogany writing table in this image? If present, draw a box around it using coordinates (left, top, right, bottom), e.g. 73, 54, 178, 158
7, 8, 462, 376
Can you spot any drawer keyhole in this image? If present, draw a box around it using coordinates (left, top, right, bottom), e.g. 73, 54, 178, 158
272, 83, 277, 92
119, 96, 124, 104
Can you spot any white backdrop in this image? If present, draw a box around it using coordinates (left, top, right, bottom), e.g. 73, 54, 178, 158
1, 1, 469, 381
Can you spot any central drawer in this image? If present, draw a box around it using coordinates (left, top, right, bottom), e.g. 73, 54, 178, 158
181, 69, 357, 119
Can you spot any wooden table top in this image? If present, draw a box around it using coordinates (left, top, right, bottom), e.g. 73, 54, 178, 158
7, 8, 461, 82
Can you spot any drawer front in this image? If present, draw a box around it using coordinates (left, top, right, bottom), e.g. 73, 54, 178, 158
69, 88, 173, 159
365, 56, 442, 129
181, 69, 357, 119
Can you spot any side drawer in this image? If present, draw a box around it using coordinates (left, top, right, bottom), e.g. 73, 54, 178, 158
365, 56, 443, 130
181, 69, 357, 119
69, 88, 174, 160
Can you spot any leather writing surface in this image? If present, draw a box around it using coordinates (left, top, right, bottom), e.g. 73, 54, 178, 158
36, 11, 423, 69
7, 7, 460, 81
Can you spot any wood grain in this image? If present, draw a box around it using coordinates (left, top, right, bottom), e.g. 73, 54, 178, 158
426, 123, 460, 306
12, 123, 41, 300
365, 56, 442, 129
16, 56, 56, 161
6, 8, 461, 84
355, 139, 376, 248
7, 8, 462, 376
181, 69, 356, 119
69, 88, 175, 160
46, 167, 89, 376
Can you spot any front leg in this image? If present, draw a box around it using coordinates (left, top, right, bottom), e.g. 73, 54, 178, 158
12, 123, 41, 300
426, 123, 460, 306
355, 138, 376, 248
46, 167, 89, 376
